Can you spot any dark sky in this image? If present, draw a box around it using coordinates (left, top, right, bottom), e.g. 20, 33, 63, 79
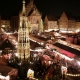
0, 0, 80, 17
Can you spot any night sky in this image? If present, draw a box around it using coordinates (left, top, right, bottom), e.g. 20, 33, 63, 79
0, 0, 80, 17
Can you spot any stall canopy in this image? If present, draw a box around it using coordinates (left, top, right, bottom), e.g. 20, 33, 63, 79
60, 50, 76, 58
0, 66, 18, 76
40, 54, 52, 61
0, 39, 16, 50
54, 42, 80, 56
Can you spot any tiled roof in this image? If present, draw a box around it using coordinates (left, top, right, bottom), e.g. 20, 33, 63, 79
0, 39, 16, 50
47, 14, 57, 21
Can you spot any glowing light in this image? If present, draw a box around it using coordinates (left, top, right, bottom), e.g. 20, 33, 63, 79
54, 32, 60, 36
27, 69, 34, 78
0, 74, 10, 80
77, 61, 80, 66
40, 42, 44, 45
14, 53, 18, 57
61, 66, 67, 74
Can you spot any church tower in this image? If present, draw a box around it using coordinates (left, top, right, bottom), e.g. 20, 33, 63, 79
17, 0, 30, 60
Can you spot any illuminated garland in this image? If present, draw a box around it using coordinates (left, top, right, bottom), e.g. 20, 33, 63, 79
66, 73, 80, 77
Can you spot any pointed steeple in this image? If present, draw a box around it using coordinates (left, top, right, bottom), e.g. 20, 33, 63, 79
22, 0, 26, 16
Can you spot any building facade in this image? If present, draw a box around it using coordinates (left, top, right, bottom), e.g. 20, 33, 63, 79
68, 19, 76, 31
44, 15, 58, 31
58, 12, 68, 31
26, 0, 42, 32
76, 21, 80, 32
28, 7, 42, 32
58, 12, 76, 32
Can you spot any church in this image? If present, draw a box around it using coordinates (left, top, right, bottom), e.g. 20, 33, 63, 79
25, 0, 43, 32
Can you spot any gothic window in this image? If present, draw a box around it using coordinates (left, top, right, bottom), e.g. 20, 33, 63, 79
23, 44, 26, 48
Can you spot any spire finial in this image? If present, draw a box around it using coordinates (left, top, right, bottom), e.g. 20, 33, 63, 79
22, 0, 26, 16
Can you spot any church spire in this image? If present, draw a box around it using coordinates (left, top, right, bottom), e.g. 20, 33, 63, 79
22, 0, 26, 16
18, 0, 30, 60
